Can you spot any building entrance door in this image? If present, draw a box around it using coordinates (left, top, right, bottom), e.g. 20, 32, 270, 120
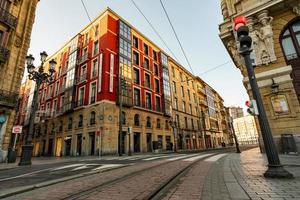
146, 133, 152, 152
48, 138, 53, 156
41, 140, 46, 156
134, 132, 141, 152
120, 132, 126, 154
64, 137, 71, 156
89, 132, 95, 155
77, 134, 82, 156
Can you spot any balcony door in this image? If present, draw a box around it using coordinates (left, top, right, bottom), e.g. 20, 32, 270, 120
281, 19, 300, 102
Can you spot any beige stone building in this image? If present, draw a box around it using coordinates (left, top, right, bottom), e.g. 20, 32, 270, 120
219, 0, 300, 152
233, 115, 259, 145
228, 106, 244, 119
0, 0, 39, 161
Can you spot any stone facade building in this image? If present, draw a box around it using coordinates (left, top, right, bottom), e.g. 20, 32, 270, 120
0, 0, 38, 162
228, 106, 244, 119
17, 8, 231, 157
219, 0, 300, 152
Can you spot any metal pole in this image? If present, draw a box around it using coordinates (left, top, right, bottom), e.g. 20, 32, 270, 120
241, 51, 293, 178
19, 81, 40, 166
230, 117, 241, 153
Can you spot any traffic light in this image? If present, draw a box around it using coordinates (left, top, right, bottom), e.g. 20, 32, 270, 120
234, 16, 252, 50
245, 99, 259, 116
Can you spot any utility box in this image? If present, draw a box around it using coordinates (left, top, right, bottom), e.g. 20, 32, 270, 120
281, 134, 297, 154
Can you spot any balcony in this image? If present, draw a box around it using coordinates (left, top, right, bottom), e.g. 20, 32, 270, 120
0, 89, 18, 107
75, 73, 86, 84
197, 87, 206, 95
199, 99, 208, 106
77, 53, 89, 64
0, 7, 17, 29
0, 45, 10, 64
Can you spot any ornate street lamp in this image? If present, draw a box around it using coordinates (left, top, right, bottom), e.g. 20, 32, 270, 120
19, 52, 56, 166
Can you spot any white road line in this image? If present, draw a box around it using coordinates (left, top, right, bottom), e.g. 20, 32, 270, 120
204, 153, 228, 162
51, 164, 84, 171
143, 155, 173, 161
70, 165, 91, 171
92, 164, 124, 171
167, 154, 198, 161
0, 168, 55, 182
183, 153, 214, 162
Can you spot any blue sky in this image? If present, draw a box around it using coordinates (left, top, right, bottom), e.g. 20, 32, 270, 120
27, 0, 248, 109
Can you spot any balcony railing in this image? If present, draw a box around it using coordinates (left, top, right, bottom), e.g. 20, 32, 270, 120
75, 73, 86, 84
0, 89, 18, 107
77, 53, 89, 64
0, 45, 10, 63
0, 7, 17, 29
199, 99, 208, 106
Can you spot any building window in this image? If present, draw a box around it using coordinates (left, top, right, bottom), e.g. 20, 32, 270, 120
90, 82, 96, 104
154, 64, 159, 76
134, 88, 141, 106
146, 92, 152, 109
174, 98, 178, 110
119, 20, 131, 41
155, 96, 161, 112
165, 120, 169, 129
183, 101, 186, 112
153, 50, 157, 61
280, 20, 300, 61
191, 118, 194, 130
156, 118, 161, 128
121, 111, 126, 125
188, 90, 191, 100
93, 40, 99, 56
193, 93, 197, 103
172, 66, 175, 77
176, 114, 180, 128
119, 38, 132, 59
172, 81, 177, 93
90, 111, 96, 125
133, 68, 140, 84
78, 87, 84, 106
78, 114, 83, 128
145, 73, 151, 88
154, 79, 160, 93
146, 116, 151, 128
144, 58, 149, 69
133, 36, 138, 49
59, 120, 63, 132
180, 72, 183, 81
189, 104, 192, 115
134, 114, 140, 126
181, 86, 184, 97
184, 117, 188, 129
91, 59, 98, 78
68, 117, 72, 130
133, 51, 139, 66
144, 43, 148, 55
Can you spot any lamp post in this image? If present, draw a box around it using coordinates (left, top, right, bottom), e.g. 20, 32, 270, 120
19, 52, 56, 166
230, 117, 241, 153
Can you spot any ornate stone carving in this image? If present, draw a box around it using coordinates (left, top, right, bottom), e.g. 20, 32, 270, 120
248, 17, 264, 66
227, 39, 247, 75
257, 10, 277, 64
293, 3, 300, 16
14, 35, 22, 48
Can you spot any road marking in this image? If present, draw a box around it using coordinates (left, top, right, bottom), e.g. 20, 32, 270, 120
70, 165, 91, 171
92, 164, 124, 171
167, 154, 198, 161
0, 168, 54, 182
143, 155, 173, 161
50, 164, 84, 171
204, 153, 228, 162
183, 153, 214, 162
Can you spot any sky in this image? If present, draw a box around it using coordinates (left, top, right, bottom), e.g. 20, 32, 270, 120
27, 0, 248, 110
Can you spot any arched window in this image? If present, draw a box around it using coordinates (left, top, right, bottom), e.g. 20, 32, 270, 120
146, 116, 151, 128
134, 114, 140, 126
156, 118, 161, 128
78, 114, 83, 127
281, 20, 300, 61
122, 111, 126, 125
90, 111, 96, 125
165, 120, 169, 129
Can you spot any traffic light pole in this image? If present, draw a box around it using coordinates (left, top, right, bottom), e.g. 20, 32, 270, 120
240, 49, 293, 178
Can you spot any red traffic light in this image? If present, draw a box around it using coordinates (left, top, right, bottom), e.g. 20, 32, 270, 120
234, 16, 247, 31
245, 100, 252, 107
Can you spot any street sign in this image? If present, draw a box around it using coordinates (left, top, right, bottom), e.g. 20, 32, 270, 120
12, 125, 23, 134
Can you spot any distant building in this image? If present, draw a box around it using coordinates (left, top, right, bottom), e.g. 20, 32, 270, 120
233, 115, 259, 145
228, 107, 244, 119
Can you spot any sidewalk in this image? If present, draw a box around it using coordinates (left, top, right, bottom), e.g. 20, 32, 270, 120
223, 148, 300, 200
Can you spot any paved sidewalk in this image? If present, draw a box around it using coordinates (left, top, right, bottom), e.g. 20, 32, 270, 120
224, 148, 300, 200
